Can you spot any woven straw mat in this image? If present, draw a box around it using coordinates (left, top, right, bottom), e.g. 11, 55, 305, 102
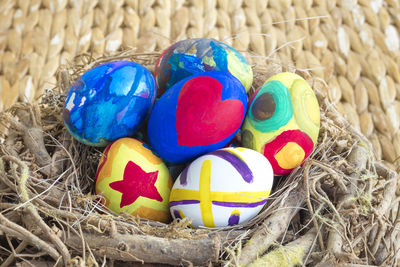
0, 0, 399, 169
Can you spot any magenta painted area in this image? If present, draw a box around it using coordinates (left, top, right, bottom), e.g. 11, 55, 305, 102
179, 166, 189, 185
208, 150, 253, 183
109, 161, 162, 208
212, 198, 267, 208
228, 213, 240, 226
147, 71, 247, 164
175, 76, 245, 147
263, 129, 314, 175
169, 200, 200, 207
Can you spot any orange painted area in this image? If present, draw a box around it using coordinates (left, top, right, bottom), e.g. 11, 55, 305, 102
96, 138, 162, 185
275, 142, 305, 169
95, 140, 124, 185
168, 175, 173, 189
95, 138, 172, 223
132, 205, 171, 223
130, 139, 162, 165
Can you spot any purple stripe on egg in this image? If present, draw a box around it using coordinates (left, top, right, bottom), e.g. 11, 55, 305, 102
212, 198, 267, 208
179, 166, 190, 186
228, 213, 240, 226
208, 150, 253, 183
173, 209, 182, 219
169, 200, 200, 207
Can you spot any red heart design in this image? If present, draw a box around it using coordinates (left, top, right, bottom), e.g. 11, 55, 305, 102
176, 76, 244, 147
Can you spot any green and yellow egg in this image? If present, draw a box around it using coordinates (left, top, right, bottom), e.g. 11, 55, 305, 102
242, 72, 320, 175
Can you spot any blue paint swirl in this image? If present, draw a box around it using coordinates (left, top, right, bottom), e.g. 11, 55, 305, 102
63, 61, 156, 146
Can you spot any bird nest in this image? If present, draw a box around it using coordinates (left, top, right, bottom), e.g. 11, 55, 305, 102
0, 51, 398, 267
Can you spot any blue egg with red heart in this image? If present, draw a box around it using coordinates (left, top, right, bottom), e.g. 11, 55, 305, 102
147, 71, 247, 164
63, 61, 156, 146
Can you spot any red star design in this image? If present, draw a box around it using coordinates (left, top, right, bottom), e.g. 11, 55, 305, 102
109, 161, 162, 208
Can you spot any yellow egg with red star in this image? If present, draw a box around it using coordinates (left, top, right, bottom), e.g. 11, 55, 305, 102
95, 137, 172, 223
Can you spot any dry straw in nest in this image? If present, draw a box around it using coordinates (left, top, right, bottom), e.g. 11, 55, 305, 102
0, 51, 399, 267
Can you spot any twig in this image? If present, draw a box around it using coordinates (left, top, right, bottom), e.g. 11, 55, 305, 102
238, 186, 306, 266
0, 213, 60, 261
0, 240, 28, 267
65, 232, 220, 266
370, 163, 398, 261
3, 156, 71, 266
6, 104, 61, 177
304, 161, 325, 251
326, 145, 368, 262
247, 228, 317, 267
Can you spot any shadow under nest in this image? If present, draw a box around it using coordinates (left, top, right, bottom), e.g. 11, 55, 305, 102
0, 52, 398, 267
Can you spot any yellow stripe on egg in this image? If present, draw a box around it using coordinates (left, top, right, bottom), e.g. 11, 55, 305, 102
199, 160, 215, 227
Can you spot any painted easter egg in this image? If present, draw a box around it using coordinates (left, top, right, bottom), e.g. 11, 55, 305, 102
95, 138, 172, 223
242, 72, 320, 176
63, 61, 156, 146
169, 147, 273, 228
147, 71, 247, 164
155, 38, 253, 94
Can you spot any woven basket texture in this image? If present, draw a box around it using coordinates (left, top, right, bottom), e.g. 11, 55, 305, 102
0, 0, 399, 167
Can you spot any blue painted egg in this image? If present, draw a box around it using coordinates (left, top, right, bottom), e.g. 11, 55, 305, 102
155, 38, 253, 94
147, 71, 247, 164
63, 61, 156, 146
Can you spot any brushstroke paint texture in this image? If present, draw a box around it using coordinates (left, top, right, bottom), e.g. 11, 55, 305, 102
155, 38, 253, 93
169, 147, 273, 227
173, 209, 182, 219
109, 161, 162, 208
199, 160, 215, 227
228, 210, 241, 226
169, 199, 200, 206
63, 61, 156, 146
208, 149, 253, 183
175, 76, 245, 147
248, 80, 293, 132
212, 199, 268, 208
179, 165, 190, 185
147, 71, 247, 164
263, 130, 314, 176
241, 72, 320, 175
95, 138, 172, 223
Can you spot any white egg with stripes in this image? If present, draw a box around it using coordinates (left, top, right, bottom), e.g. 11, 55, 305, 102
169, 147, 274, 228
